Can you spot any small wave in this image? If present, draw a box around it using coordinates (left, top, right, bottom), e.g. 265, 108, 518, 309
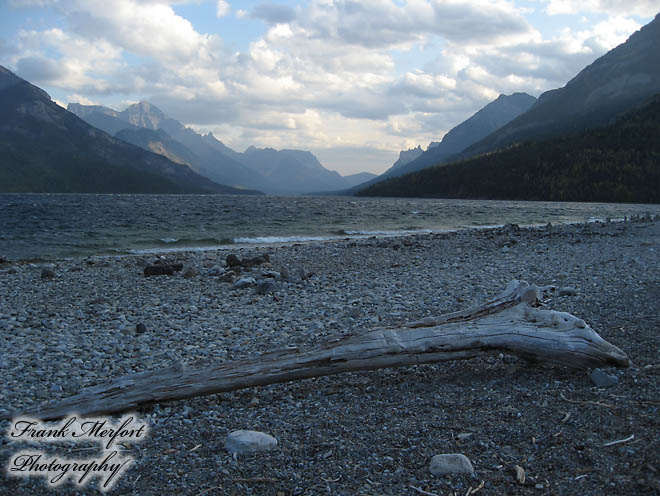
233, 235, 336, 244
128, 245, 231, 255
457, 224, 504, 230
342, 229, 433, 236
154, 237, 231, 246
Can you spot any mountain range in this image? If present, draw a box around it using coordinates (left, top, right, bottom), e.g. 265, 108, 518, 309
0, 66, 255, 194
358, 92, 660, 203
457, 13, 660, 160
357, 13, 660, 202
2, 13, 658, 199
68, 101, 362, 195
378, 92, 537, 181
342, 92, 537, 194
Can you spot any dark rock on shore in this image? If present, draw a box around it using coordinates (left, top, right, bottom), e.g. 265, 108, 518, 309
226, 253, 270, 268
226, 254, 241, 267
144, 264, 174, 276
241, 254, 270, 267
590, 368, 619, 388
40, 267, 56, 279
143, 263, 183, 276
256, 280, 278, 295
182, 267, 197, 279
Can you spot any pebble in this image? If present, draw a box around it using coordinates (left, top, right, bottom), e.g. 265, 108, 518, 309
144, 264, 176, 276
233, 277, 256, 289
0, 218, 657, 495
590, 368, 619, 388
225, 430, 278, 454
41, 268, 56, 279
183, 268, 198, 279
226, 254, 241, 267
256, 280, 278, 295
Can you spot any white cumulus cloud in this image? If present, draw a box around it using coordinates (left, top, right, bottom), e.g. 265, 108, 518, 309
545, 0, 659, 17
216, 0, 231, 18
3, 0, 656, 174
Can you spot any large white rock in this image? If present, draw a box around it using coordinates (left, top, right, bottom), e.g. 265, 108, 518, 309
430, 453, 474, 475
225, 430, 278, 454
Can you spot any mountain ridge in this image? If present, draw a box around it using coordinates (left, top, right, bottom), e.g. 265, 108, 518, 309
344, 92, 536, 193
458, 13, 660, 159
69, 101, 356, 194
388, 92, 537, 179
356, 92, 660, 203
0, 66, 258, 194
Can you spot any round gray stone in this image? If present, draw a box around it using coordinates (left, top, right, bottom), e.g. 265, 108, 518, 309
225, 430, 278, 454
430, 453, 474, 475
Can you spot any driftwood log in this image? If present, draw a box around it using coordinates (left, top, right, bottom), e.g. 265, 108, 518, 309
13, 280, 629, 420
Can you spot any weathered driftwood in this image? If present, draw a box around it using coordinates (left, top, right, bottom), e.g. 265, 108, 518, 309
14, 281, 629, 420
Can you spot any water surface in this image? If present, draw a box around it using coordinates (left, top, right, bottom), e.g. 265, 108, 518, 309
1, 194, 658, 260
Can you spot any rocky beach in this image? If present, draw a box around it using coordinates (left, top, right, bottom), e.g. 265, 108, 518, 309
1, 218, 659, 495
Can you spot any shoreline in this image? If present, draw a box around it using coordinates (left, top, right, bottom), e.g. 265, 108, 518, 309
1, 217, 659, 495
3, 214, 658, 264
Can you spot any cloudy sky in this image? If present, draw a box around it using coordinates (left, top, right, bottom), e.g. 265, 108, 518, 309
1, 1, 657, 174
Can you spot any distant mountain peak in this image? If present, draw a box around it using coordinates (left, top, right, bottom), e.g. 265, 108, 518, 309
65, 95, 353, 194
0, 66, 249, 194
121, 101, 168, 130
373, 92, 536, 183
391, 146, 424, 170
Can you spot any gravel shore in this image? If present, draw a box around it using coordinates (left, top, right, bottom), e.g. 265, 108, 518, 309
1, 218, 659, 495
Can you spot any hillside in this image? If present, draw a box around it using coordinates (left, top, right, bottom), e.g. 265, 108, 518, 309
459, 13, 660, 159
357, 94, 660, 203
0, 66, 257, 194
